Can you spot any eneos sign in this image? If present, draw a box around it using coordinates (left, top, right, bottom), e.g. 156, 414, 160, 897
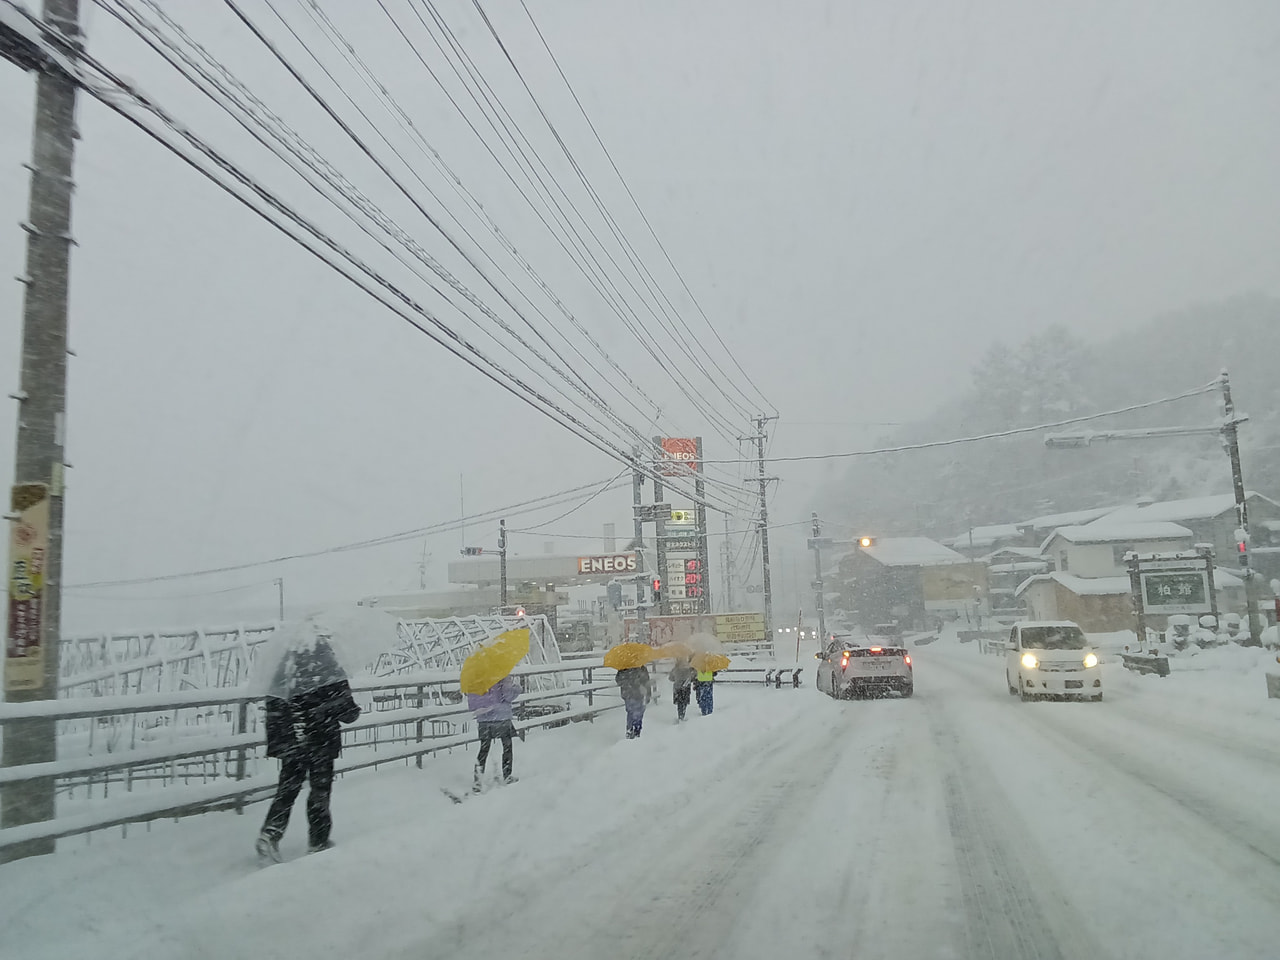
658, 438, 699, 476
577, 554, 637, 575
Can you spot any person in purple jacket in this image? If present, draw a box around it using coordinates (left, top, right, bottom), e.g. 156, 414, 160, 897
466, 673, 521, 791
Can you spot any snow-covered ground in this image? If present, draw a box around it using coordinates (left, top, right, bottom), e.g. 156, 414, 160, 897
5, 640, 1280, 959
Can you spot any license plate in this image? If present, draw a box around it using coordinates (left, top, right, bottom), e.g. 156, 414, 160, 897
1064, 679, 1083, 689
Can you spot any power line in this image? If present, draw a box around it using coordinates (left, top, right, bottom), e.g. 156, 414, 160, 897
508, 469, 629, 532
392, 0, 749, 445
465, 0, 758, 424
25, 2, 750, 516
67, 477, 626, 588
100, 0, 646, 462
513, 0, 775, 417
696, 384, 1223, 464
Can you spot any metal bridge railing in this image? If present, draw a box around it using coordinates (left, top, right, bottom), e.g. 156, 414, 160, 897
0, 660, 612, 852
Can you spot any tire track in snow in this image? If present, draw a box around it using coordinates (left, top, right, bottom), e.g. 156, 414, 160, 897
408, 706, 842, 960
924, 697, 1107, 960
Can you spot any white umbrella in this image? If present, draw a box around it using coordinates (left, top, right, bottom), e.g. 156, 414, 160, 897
250, 605, 403, 698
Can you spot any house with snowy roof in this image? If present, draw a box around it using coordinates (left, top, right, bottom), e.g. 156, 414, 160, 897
836, 537, 988, 630
1097, 492, 1280, 575
1018, 513, 1253, 631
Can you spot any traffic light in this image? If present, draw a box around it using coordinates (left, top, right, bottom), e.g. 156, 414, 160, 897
651, 577, 662, 603
1236, 527, 1249, 568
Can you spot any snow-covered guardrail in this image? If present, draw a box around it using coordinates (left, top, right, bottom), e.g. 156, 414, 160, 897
0, 661, 616, 851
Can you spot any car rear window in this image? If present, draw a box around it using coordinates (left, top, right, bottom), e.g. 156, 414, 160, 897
849, 647, 906, 656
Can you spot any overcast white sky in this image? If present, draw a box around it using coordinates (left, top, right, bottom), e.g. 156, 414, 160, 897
2, 0, 1278, 631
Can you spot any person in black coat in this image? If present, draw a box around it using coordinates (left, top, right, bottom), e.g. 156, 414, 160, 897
615, 664, 651, 739
257, 639, 361, 861
669, 658, 695, 722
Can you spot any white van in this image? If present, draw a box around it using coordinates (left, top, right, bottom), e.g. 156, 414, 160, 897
1005, 621, 1102, 702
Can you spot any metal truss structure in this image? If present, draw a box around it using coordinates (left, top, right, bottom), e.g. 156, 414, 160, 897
57, 616, 566, 696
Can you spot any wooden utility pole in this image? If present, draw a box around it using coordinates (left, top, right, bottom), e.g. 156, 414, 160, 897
1219, 370, 1263, 647
1, 0, 81, 863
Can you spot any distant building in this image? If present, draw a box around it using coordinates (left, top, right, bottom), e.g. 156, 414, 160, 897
1039, 520, 1195, 579
1016, 568, 1245, 633
837, 537, 988, 630
983, 547, 1051, 618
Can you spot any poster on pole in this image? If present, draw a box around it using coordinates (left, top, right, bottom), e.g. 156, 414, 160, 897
6, 483, 49, 692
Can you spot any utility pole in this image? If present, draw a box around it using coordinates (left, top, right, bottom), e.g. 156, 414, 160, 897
1, 0, 82, 863
498, 519, 508, 608
694, 436, 711, 614
745, 415, 778, 636
810, 512, 828, 644
722, 513, 735, 612
1044, 369, 1263, 647
275, 578, 284, 621
651, 439, 668, 618
631, 448, 648, 641
1220, 370, 1263, 646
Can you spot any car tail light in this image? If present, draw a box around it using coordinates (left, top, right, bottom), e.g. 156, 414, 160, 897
903, 654, 912, 666
841, 654, 849, 669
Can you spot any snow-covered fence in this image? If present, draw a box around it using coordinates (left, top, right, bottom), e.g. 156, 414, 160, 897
0, 660, 614, 853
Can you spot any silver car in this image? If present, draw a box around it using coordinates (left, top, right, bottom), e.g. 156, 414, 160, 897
816, 638, 913, 699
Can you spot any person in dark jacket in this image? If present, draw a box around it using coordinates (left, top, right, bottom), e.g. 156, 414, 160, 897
257, 638, 361, 862
615, 664, 651, 739
669, 658, 695, 722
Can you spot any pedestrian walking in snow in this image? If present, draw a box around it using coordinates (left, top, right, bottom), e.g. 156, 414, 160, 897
257, 638, 361, 862
467, 673, 522, 790
693, 667, 716, 716
616, 664, 651, 738
669, 658, 695, 722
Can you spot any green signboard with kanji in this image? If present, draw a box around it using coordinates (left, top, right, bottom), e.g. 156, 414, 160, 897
1140, 570, 1210, 615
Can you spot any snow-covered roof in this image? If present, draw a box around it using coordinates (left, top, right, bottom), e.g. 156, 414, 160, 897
859, 537, 970, 567
982, 546, 1044, 561
988, 560, 1052, 574
1015, 572, 1131, 598
942, 524, 1021, 549
1043, 521, 1193, 548
1021, 505, 1123, 532
1102, 492, 1277, 525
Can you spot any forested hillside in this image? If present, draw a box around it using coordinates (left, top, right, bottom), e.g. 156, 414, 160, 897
820, 295, 1280, 539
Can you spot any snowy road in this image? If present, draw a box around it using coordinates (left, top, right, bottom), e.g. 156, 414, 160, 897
6, 641, 1280, 959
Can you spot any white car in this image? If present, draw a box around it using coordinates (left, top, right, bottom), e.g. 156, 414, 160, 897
1005, 620, 1102, 702
816, 638, 913, 699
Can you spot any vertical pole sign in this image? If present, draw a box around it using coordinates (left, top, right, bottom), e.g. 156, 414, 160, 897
6, 483, 50, 692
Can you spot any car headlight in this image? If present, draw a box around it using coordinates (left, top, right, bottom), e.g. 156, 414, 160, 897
1083, 652, 1099, 669
1020, 652, 1038, 670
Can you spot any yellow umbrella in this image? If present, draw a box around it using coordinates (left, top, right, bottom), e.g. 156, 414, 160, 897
652, 642, 694, 661
603, 643, 657, 670
460, 628, 531, 694
692, 652, 730, 673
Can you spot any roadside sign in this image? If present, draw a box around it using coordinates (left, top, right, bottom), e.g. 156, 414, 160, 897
657, 438, 699, 476
1140, 568, 1211, 615
669, 510, 696, 525
576, 554, 637, 575
661, 536, 699, 551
